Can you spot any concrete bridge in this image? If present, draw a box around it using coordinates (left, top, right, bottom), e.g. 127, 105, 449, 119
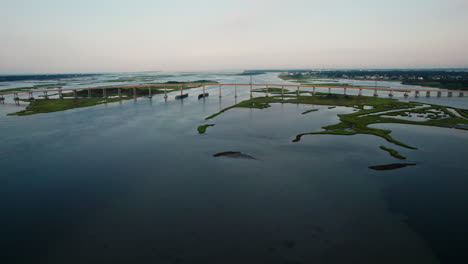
0, 83, 466, 104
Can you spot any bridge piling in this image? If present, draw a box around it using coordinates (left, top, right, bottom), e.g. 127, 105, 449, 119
29, 92, 34, 101
73, 90, 77, 99
297, 86, 300, 96
88, 89, 91, 98
426, 91, 430, 97
388, 91, 393, 97
266, 85, 269, 97
313, 87, 316, 96
373, 89, 378, 97
133, 87, 137, 98
459, 92, 464, 97
0, 95, 4, 104
328, 87, 331, 95
404, 92, 409, 97
344, 88, 347, 95
43, 91, 48, 99
59, 89, 63, 99
219, 85, 222, 98
14, 93, 20, 105
415, 91, 420, 98
148, 87, 152, 98
358, 89, 362, 97
437, 91, 441, 97
250, 84, 253, 98
448, 92, 453, 97
103, 89, 106, 98
235, 84, 238, 98
164, 87, 168, 99
118, 88, 122, 98
281, 86, 284, 99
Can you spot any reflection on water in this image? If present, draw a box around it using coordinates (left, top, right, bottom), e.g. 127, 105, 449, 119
0, 72, 467, 263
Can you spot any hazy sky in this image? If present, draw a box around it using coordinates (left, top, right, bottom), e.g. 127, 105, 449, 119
1, 0, 467, 73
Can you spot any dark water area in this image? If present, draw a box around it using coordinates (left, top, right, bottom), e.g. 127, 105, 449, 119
0, 73, 467, 263
371, 124, 468, 264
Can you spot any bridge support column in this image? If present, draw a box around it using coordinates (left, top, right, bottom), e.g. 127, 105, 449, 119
388, 91, 393, 97
0, 95, 4, 104
404, 92, 409, 97
219, 85, 222, 98
180, 86, 184, 97
344, 88, 347, 95
415, 91, 420, 98
358, 89, 362, 97
281, 86, 284, 99
43, 91, 48, 99
148, 87, 152, 98
73, 90, 77, 99
133, 87, 137, 98
426, 91, 430, 97
235, 84, 238, 98
448, 92, 452, 97
29, 92, 34, 101
250, 84, 253, 98
328, 87, 331, 95
103, 89, 106, 98
266, 85, 269, 97
118, 88, 122, 98
437, 91, 442, 97
14, 93, 20, 105
297, 86, 300, 96
164, 87, 168, 99
59, 89, 63, 99
88, 89, 91, 98
312, 87, 316, 96
459, 92, 464, 97
373, 89, 378, 97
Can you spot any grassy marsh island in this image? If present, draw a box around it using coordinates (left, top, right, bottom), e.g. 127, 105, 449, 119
9, 98, 124, 116
302, 109, 318, 114
7, 81, 218, 116
202, 93, 468, 155
197, 124, 215, 134
213, 151, 257, 160
380, 146, 406, 159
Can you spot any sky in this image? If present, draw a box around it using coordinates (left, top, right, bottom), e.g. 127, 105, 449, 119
1, 0, 467, 73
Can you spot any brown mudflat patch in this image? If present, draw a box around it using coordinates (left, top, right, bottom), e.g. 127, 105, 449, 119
369, 163, 416, 171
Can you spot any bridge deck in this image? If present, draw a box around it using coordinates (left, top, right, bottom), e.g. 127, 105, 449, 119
0, 83, 467, 96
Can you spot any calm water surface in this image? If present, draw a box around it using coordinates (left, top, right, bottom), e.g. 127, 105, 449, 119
0, 73, 467, 263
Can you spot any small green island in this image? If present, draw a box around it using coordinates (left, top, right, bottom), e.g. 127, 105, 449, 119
380, 146, 406, 159
197, 124, 215, 134
302, 109, 318, 115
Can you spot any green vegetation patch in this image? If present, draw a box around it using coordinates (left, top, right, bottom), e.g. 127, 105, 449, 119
203, 93, 468, 150
205, 97, 275, 120
198, 124, 215, 134
302, 109, 318, 114
380, 146, 406, 159
8, 98, 124, 116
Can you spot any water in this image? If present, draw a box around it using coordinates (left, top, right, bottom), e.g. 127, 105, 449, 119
0, 72, 467, 263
